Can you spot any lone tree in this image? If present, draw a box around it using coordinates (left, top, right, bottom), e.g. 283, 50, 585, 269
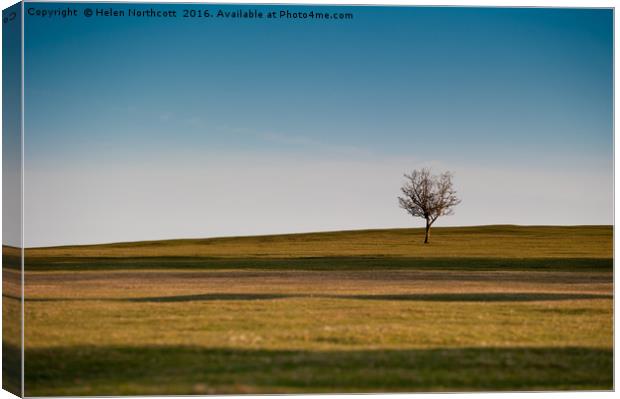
398, 168, 461, 244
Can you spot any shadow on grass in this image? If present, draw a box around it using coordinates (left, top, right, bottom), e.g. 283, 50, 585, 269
11, 292, 612, 303
2, 342, 21, 396
18, 344, 612, 395
127, 293, 293, 302
20, 256, 613, 272
126, 292, 612, 303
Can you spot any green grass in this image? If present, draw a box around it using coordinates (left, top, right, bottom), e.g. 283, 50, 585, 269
2, 246, 21, 396
4, 225, 613, 395
21, 256, 612, 272
25, 225, 612, 259
20, 346, 613, 395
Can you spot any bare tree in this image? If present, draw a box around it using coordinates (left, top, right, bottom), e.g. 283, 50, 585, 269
398, 168, 461, 244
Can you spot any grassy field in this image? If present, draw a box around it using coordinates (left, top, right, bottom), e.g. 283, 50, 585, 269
3, 225, 613, 395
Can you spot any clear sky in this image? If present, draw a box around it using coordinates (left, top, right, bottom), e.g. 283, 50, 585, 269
2, 3, 22, 247
22, 4, 613, 247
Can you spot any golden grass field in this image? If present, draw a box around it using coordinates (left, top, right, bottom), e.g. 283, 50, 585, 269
2, 225, 614, 395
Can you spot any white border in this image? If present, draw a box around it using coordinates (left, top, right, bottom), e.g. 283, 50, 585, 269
12, 0, 620, 7
20, 1, 24, 397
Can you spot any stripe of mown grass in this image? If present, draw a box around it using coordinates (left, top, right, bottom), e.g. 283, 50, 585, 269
22, 256, 613, 272
24, 345, 612, 395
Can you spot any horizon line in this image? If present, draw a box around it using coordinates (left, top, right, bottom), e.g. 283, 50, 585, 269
10, 223, 613, 250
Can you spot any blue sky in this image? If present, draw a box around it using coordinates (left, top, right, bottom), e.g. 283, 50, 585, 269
2, 2, 22, 247
22, 4, 613, 246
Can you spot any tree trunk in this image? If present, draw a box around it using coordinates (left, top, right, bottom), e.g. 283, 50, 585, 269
424, 219, 431, 244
